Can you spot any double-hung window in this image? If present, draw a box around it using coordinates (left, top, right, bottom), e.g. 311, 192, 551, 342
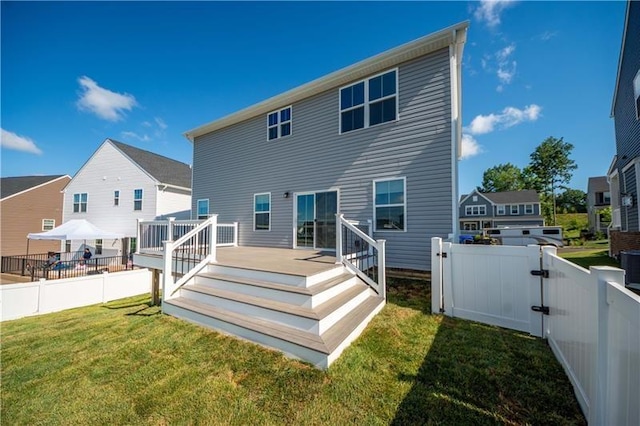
267, 106, 292, 140
114, 190, 120, 206
197, 199, 209, 220
524, 204, 534, 215
465, 205, 486, 216
134, 189, 143, 211
510, 205, 519, 215
497, 205, 506, 215
73, 193, 87, 213
96, 239, 103, 255
374, 178, 405, 231
340, 69, 397, 134
42, 219, 55, 231
254, 193, 271, 231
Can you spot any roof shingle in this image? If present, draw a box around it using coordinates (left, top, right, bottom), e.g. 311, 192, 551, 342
1, 175, 67, 199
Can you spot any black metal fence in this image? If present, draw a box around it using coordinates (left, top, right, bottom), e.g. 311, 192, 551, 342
1, 254, 134, 282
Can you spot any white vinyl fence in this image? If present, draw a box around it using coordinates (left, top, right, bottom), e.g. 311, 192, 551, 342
432, 238, 640, 425
1, 269, 151, 321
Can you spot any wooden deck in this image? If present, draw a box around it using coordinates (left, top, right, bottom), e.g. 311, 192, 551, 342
215, 247, 338, 277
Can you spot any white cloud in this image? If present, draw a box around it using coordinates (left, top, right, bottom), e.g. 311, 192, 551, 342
154, 117, 167, 130
465, 104, 542, 135
496, 44, 516, 61
473, 0, 516, 28
121, 131, 150, 142
495, 43, 517, 86
460, 134, 482, 159
0, 128, 43, 154
76, 76, 137, 121
538, 30, 558, 41
141, 121, 152, 127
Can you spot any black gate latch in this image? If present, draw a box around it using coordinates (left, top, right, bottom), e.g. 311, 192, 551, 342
530, 269, 549, 278
437, 252, 447, 258
531, 305, 550, 315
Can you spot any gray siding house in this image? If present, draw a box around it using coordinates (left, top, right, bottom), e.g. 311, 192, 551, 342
185, 22, 468, 271
608, 0, 640, 255
587, 176, 611, 233
459, 189, 544, 232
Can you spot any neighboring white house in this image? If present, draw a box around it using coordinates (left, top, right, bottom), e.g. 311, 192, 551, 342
62, 138, 192, 258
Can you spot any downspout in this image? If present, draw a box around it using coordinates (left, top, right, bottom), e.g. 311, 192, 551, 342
449, 27, 465, 243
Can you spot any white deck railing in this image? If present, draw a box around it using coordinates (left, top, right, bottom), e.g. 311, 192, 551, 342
137, 217, 238, 253
336, 214, 386, 299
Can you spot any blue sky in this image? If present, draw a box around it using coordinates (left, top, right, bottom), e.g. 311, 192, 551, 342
1, 1, 626, 195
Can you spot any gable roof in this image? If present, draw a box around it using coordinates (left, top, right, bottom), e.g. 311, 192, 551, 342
1, 175, 70, 200
108, 139, 192, 189
185, 21, 469, 141
460, 189, 540, 205
587, 176, 609, 193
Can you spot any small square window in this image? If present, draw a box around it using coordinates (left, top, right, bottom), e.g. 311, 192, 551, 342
42, 219, 55, 231
114, 190, 120, 206
267, 107, 292, 140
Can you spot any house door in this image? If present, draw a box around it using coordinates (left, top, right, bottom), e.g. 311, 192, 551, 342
295, 191, 338, 250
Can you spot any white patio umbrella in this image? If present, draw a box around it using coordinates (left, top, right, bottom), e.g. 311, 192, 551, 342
26, 219, 124, 256
27, 219, 124, 241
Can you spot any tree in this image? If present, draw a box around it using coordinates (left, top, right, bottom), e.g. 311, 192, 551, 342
555, 188, 587, 213
477, 163, 525, 193
527, 137, 577, 224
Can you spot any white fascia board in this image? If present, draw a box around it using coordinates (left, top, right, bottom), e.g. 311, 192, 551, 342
1, 175, 71, 202
184, 21, 470, 142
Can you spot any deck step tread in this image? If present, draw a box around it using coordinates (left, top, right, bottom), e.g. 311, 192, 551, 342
196, 272, 356, 295
184, 282, 369, 321
166, 294, 385, 354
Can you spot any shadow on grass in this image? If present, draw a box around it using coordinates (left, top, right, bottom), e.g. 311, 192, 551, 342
102, 298, 161, 316
391, 315, 586, 425
386, 276, 431, 315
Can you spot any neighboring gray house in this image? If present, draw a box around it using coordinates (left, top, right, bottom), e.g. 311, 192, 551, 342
608, 0, 640, 255
185, 22, 468, 271
587, 176, 611, 233
459, 189, 544, 232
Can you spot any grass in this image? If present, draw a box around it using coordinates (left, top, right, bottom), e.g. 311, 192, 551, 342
558, 247, 620, 270
1, 278, 585, 425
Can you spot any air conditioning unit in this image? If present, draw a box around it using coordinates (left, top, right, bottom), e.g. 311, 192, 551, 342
620, 250, 640, 286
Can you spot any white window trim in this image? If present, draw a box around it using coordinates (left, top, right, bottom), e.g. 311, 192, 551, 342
196, 199, 210, 220
267, 106, 292, 141
253, 192, 271, 231
524, 204, 534, 215
634, 69, 640, 120
42, 219, 55, 231
373, 176, 407, 233
73, 193, 88, 213
465, 205, 487, 216
114, 190, 120, 206
339, 68, 399, 135
134, 189, 143, 211
497, 205, 506, 216
510, 205, 520, 215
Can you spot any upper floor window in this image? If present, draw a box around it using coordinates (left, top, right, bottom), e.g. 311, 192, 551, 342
510, 205, 519, 215
496, 205, 506, 215
340, 69, 397, 134
42, 219, 55, 231
524, 204, 534, 215
73, 193, 87, 213
634, 69, 640, 120
114, 190, 120, 206
374, 177, 406, 231
596, 191, 611, 205
267, 106, 292, 140
465, 205, 486, 216
134, 189, 143, 211
254, 193, 271, 231
197, 199, 210, 220
95, 239, 103, 255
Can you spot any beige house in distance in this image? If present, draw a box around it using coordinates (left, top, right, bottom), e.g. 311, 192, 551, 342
0, 175, 71, 256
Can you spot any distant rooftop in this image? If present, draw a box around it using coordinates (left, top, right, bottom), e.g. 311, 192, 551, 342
461, 189, 540, 204
587, 176, 609, 193
1, 175, 69, 200
109, 139, 192, 189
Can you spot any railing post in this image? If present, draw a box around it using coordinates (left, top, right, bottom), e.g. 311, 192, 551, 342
162, 239, 174, 307
336, 214, 344, 264
210, 214, 218, 263
377, 239, 386, 300
136, 218, 142, 253
233, 222, 239, 247
167, 217, 176, 242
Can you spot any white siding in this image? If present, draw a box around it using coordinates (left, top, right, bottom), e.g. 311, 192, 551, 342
156, 187, 191, 219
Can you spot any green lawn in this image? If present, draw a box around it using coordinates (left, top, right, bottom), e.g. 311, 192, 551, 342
1, 278, 585, 425
558, 248, 620, 269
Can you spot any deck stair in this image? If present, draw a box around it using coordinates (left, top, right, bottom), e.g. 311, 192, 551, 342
162, 261, 385, 369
